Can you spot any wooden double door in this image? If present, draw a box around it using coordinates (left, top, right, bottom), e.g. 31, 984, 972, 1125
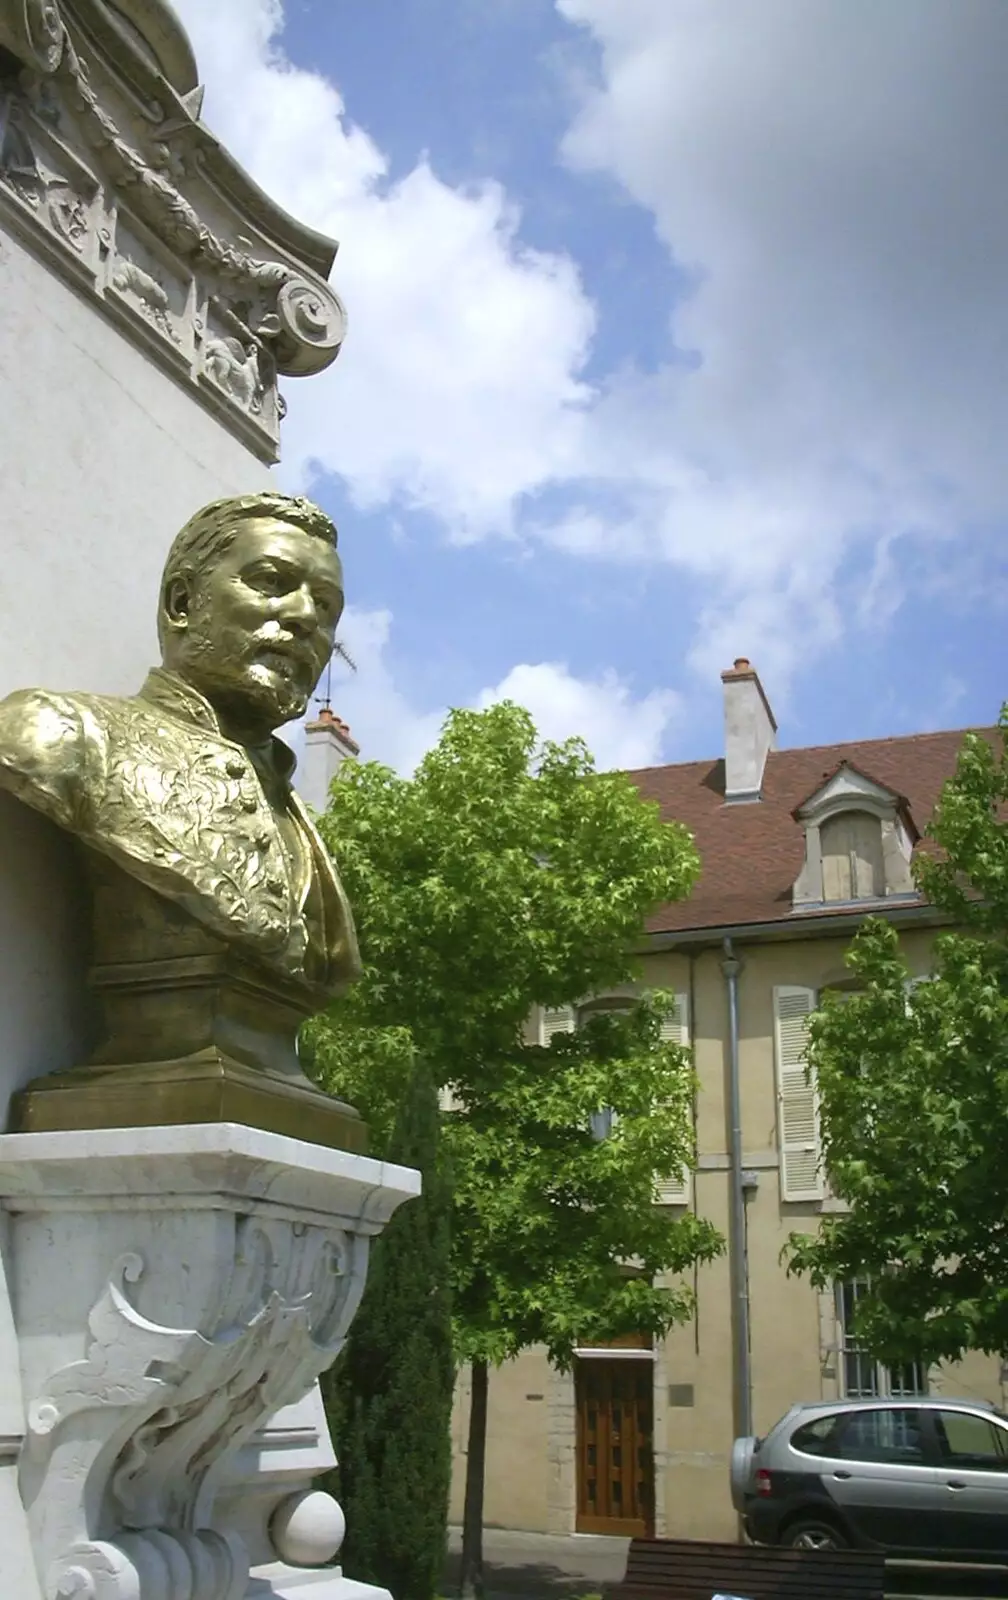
575, 1358, 655, 1535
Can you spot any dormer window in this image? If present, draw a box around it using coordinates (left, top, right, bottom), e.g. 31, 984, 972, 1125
791, 763, 919, 910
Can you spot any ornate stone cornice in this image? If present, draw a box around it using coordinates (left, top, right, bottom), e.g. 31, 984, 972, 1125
0, 0, 347, 461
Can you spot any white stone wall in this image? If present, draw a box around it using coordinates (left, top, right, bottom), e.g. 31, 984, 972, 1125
0, 228, 272, 1587
0, 227, 272, 699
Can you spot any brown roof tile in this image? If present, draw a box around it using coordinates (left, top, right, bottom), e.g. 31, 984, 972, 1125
628, 727, 997, 935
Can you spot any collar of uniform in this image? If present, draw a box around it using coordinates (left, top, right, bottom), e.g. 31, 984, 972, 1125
138, 667, 298, 786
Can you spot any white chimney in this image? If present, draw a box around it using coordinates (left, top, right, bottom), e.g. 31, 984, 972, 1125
297, 708, 360, 814
721, 657, 777, 803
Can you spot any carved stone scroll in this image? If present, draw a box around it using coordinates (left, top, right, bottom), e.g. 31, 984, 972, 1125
0, 0, 66, 75
1, 1125, 419, 1599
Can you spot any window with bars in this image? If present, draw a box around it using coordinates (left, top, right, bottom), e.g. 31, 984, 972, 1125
837, 1280, 928, 1398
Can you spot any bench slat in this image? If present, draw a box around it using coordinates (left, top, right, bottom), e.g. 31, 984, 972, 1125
607, 1536, 885, 1600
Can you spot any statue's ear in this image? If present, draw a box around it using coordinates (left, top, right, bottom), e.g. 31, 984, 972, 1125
163, 577, 191, 631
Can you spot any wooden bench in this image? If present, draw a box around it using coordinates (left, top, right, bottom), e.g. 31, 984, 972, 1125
604, 1535, 886, 1600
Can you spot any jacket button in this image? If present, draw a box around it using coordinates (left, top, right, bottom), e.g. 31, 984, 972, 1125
240, 794, 258, 812
225, 757, 245, 778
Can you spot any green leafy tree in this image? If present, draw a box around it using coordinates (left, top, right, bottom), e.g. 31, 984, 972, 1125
319, 1051, 453, 1600
787, 709, 1008, 1366
306, 703, 722, 1598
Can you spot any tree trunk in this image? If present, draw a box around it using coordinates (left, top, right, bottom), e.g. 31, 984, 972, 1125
460, 1358, 489, 1600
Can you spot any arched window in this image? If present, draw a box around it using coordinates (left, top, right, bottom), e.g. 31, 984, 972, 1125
820, 810, 885, 901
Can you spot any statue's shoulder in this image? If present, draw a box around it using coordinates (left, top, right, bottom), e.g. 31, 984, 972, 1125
0, 686, 85, 759
0, 686, 132, 823
0, 686, 130, 758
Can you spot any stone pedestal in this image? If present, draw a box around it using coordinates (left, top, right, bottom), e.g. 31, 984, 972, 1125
0, 1122, 420, 1600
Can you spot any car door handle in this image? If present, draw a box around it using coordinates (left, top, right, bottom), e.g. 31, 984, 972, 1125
946, 1480, 966, 1490
832, 1470, 852, 1480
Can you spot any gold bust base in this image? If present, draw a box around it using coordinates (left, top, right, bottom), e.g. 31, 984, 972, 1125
4, 858, 368, 1154
8, 1050, 367, 1152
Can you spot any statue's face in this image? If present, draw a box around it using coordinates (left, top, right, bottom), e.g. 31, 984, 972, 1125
167, 517, 344, 735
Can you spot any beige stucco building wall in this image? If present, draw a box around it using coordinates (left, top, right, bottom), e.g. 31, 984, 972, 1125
453, 924, 1004, 1541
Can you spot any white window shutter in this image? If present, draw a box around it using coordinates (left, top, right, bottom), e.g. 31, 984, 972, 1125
659, 994, 690, 1046
540, 1004, 575, 1045
655, 991, 692, 1207
774, 985, 823, 1201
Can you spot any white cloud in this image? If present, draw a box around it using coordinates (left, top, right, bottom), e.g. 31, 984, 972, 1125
173, 0, 1008, 707
295, 611, 678, 774
174, 1, 679, 772
477, 661, 679, 768
554, 0, 1008, 675
173, 0, 594, 537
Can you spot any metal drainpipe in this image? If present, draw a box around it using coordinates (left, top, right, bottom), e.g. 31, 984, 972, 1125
722, 937, 752, 1440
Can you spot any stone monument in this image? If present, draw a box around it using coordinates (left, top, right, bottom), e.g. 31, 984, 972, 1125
0, 4, 420, 1597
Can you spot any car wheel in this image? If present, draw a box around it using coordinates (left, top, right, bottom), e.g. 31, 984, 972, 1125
782, 1517, 847, 1551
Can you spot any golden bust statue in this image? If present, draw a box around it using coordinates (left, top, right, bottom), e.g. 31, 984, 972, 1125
0, 492, 365, 1149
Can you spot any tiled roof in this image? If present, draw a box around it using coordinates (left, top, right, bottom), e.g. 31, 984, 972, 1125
628, 727, 996, 936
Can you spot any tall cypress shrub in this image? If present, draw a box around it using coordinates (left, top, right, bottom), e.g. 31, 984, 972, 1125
322, 1053, 453, 1600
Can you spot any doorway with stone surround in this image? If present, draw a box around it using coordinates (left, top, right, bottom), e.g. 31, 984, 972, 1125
575, 1343, 655, 1536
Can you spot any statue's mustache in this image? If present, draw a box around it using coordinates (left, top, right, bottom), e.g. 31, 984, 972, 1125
247, 623, 316, 665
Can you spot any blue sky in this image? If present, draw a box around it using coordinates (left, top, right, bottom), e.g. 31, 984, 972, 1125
176, 0, 1006, 772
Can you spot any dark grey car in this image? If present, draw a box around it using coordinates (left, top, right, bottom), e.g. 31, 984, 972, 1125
731, 1397, 1008, 1556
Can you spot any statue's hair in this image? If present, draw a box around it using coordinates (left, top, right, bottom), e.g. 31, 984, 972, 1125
157, 492, 340, 649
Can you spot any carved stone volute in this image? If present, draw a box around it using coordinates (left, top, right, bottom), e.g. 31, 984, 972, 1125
0, 1, 66, 74
1, 1124, 420, 1599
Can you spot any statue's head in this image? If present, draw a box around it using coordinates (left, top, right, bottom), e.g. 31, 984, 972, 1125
158, 492, 344, 740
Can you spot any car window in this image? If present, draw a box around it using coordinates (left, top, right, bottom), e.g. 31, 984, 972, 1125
836, 1408, 927, 1464
791, 1415, 843, 1457
935, 1410, 1008, 1471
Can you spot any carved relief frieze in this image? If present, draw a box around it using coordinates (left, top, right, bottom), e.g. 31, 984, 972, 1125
203, 331, 266, 412
199, 291, 285, 432
48, 175, 85, 242
0, 97, 42, 201
109, 212, 189, 347
0, 79, 98, 264
112, 252, 177, 337
0, 0, 348, 462
18, 67, 63, 127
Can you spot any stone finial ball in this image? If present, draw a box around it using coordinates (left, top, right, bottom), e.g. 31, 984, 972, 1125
271, 1489, 346, 1567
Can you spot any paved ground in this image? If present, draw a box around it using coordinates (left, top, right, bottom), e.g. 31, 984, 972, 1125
444, 1527, 628, 1598
442, 1527, 1008, 1600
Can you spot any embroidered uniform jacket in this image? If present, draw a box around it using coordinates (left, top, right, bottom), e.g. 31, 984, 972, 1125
0, 667, 360, 1000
